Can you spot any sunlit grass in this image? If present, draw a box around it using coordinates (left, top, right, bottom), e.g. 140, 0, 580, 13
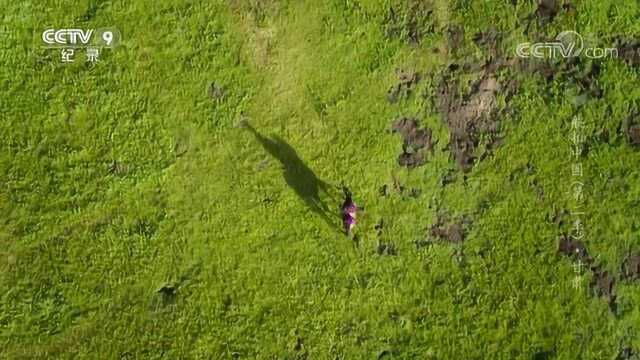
2, 0, 640, 358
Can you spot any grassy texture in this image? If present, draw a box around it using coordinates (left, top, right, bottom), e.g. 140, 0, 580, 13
2, 0, 640, 358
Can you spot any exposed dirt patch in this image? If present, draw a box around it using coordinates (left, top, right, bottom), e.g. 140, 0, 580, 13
391, 117, 433, 151
558, 235, 590, 262
390, 117, 434, 168
434, 23, 524, 170
436, 59, 514, 171
428, 214, 467, 244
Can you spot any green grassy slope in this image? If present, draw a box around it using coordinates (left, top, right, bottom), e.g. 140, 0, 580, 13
2, 0, 640, 358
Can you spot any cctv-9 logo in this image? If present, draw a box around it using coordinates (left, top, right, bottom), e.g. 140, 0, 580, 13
94, 27, 121, 47
41, 27, 121, 48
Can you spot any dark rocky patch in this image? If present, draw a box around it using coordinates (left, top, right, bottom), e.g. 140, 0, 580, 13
391, 117, 433, 168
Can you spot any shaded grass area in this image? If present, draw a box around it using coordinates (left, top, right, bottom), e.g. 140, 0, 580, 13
1, 0, 640, 358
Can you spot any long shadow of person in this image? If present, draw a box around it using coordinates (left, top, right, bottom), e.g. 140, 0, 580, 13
242, 122, 337, 228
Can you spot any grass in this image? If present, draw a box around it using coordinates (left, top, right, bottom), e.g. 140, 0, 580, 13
2, 0, 640, 358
